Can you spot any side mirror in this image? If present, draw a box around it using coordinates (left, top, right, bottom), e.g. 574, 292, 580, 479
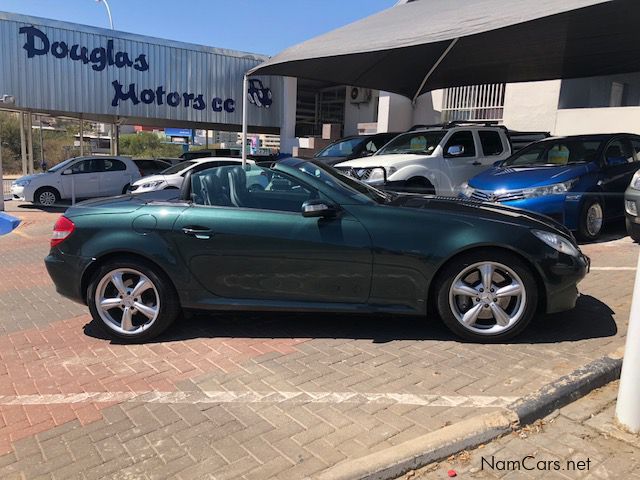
446, 145, 465, 156
62, 169, 72, 175
302, 199, 337, 218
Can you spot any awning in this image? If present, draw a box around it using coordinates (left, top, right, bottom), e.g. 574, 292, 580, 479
249, 0, 640, 101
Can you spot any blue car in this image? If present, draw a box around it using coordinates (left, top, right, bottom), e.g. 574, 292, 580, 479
461, 134, 640, 240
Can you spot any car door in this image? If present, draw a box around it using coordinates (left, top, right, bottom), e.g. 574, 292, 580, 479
600, 137, 636, 218
100, 158, 130, 196
59, 158, 101, 199
172, 165, 372, 304
442, 130, 481, 193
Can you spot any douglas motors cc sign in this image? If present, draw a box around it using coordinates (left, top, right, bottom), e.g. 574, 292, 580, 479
0, 14, 281, 128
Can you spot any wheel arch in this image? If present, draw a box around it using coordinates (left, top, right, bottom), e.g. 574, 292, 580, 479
426, 245, 547, 314
81, 251, 180, 305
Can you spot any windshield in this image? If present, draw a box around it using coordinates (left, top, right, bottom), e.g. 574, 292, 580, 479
47, 157, 76, 173
503, 140, 603, 167
296, 161, 391, 204
161, 161, 196, 175
315, 138, 363, 158
377, 131, 446, 155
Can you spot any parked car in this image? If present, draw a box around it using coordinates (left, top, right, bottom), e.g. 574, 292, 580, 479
11, 156, 141, 206
624, 170, 640, 242
461, 134, 640, 241
334, 124, 514, 194
314, 133, 400, 166
133, 159, 171, 177
45, 158, 589, 343
129, 158, 267, 194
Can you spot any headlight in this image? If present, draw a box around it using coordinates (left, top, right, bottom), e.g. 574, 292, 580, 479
522, 180, 576, 199
532, 230, 580, 257
140, 180, 165, 189
460, 182, 474, 198
364, 168, 386, 184
630, 170, 640, 190
13, 179, 31, 187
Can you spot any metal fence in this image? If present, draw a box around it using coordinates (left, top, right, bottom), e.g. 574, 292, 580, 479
2, 179, 12, 199
441, 83, 506, 123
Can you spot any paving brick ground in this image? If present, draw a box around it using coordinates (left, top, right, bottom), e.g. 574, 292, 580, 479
411, 380, 640, 480
0, 201, 637, 479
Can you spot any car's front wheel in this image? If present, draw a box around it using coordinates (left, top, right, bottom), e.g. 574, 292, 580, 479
87, 258, 180, 342
577, 198, 604, 241
626, 218, 640, 243
34, 187, 60, 206
435, 249, 538, 342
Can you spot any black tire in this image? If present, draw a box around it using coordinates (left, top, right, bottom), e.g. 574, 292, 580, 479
405, 177, 435, 194
87, 257, 181, 342
577, 198, 604, 242
122, 184, 131, 195
434, 249, 538, 343
34, 187, 60, 206
626, 218, 640, 243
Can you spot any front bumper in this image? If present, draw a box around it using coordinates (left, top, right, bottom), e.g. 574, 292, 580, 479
45, 250, 93, 304
543, 252, 590, 313
10, 184, 25, 200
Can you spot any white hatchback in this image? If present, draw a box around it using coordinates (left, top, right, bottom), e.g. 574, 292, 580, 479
11, 156, 141, 206
129, 158, 267, 194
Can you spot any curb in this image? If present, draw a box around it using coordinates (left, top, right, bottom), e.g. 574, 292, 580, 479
317, 350, 624, 480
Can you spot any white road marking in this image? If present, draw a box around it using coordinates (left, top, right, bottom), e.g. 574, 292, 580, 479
0, 391, 519, 408
590, 267, 636, 271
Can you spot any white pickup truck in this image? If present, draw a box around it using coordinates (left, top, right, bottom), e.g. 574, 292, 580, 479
334, 123, 547, 195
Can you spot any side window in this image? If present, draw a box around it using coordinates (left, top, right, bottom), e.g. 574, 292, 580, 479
70, 159, 99, 174
444, 131, 476, 158
479, 131, 504, 156
604, 139, 633, 166
103, 159, 126, 172
191, 166, 318, 213
630, 140, 640, 162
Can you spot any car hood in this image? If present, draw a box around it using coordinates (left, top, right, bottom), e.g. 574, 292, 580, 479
132, 174, 166, 185
336, 153, 430, 168
64, 190, 183, 218
468, 164, 591, 190
14, 173, 47, 183
390, 193, 574, 238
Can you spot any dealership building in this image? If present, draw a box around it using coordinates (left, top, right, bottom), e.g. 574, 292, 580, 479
1, 9, 640, 176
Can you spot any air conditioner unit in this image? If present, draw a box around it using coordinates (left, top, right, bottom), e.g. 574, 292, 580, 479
349, 87, 372, 104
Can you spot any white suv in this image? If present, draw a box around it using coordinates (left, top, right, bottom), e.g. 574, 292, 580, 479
11, 156, 141, 206
334, 125, 512, 195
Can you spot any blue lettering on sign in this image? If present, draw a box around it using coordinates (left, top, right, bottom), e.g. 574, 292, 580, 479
18, 26, 149, 72
19, 25, 272, 114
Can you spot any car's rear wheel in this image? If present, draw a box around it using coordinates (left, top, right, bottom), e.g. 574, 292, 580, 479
626, 218, 640, 243
34, 187, 60, 206
435, 249, 537, 342
577, 198, 604, 241
87, 258, 180, 342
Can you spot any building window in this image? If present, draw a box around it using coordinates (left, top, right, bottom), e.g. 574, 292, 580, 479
441, 84, 506, 123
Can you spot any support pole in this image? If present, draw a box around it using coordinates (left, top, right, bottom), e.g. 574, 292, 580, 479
115, 124, 120, 156
110, 124, 115, 155
79, 116, 84, 156
38, 116, 44, 170
19, 113, 27, 175
27, 113, 34, 174
616, 251, 640, 433
205, 129, 209, 149
0, 121, 4, 212
412, 37, 459, 104
241, 74, 248, 168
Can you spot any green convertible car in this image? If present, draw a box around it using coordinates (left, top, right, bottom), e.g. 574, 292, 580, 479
45, 158, 590, 343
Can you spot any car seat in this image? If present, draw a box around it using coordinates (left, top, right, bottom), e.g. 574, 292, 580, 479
605, 145, 627, 166
227, 167, 252, 208
548, 145, 570, 165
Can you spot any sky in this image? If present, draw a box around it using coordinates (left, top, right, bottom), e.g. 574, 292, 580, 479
0, 0, 397, 55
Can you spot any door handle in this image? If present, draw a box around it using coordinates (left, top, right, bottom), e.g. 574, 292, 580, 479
472, 161, 482, 166
182, 226, 213, 239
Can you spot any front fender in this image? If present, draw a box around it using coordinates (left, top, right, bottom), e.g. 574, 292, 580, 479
389, 164, 452, 193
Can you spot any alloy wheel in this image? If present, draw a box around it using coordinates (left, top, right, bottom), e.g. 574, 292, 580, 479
94, 268, 160, 335
586, 203, 603, 237
448, 261, 527, 335
38, 191, 56, 206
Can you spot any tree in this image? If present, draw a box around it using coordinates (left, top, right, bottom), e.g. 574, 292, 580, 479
119, 132, 182, 158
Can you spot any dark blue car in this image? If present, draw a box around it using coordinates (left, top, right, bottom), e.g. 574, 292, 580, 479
461, 134, 640, 240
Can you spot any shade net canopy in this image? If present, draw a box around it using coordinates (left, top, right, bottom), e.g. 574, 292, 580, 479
250, 0, 640, 99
